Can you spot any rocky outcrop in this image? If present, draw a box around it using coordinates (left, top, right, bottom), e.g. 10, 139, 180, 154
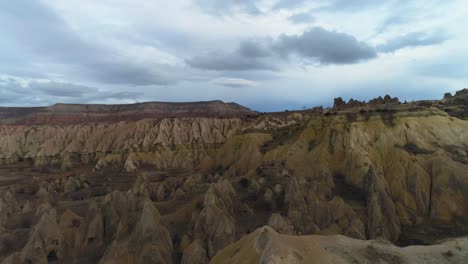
211, 226, 468, 264
75, 200, 105, 257
0, 190, 20, 230
59, 209, 82, 256
267, 213, 295, 235
0, 117, 243, 170
440, 88, 468, 119
283, 175, 366, 239
369, 95, 400, 105
334, 97, 366, 109
333, 97, 347, 109
97, 176, 173, 263
19, 207, 64, 264
99, 198, 173, 264
334, 94, 400, 109
365, 166, 400, 241
191, 179, 237, 258
181, 240, 209, 264
442, 88, 468, 105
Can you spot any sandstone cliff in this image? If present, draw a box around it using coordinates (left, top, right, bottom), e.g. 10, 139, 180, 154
0, 117, 244, 170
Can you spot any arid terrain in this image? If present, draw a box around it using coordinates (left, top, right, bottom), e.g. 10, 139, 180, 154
0, 90, 467, 263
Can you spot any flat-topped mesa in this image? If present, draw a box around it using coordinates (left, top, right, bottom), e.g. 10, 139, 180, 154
333, 95, 400, 110
0, 100, 258, 125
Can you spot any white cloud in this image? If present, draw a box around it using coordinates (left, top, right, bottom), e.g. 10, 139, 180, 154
212, 78, 259, 88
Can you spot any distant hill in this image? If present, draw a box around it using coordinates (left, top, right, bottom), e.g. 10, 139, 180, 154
0, 100, 257, 125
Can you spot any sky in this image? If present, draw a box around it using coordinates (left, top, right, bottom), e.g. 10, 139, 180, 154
0, 0, 467, 111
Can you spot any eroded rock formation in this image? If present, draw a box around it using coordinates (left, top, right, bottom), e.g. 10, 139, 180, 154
334, 94, 400, 109
0, 89, 467, 263
211, 226, 468, 264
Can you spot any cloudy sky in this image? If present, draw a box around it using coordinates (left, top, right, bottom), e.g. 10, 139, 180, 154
0, 0, 466, 111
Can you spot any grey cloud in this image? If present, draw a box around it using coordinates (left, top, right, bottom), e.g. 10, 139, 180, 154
374, 2, 443, 34
317, 0, 384, 12
193, 0, 310, 14
288, 12, 315, 24
194, 0, 311, 15
0, 86, 21, 103
0, 1, 101, 63
186, 50, 276, 71
376, 15, 410, 34
0, 78, 48, 105
238, 41, 271, 58
275, 27, 377, 64
0, 97, 11, 103
83, 61, 177, 86
90, 91, 143, 101
188, 27, 377, 71
108, 91, 143, 100
0, 77, 143, 106
0, 1, 178, 86
31, 82, 97, 98
193, 0, 262, 15
377, 31, 448, 53
273, 0, 308, 10
195, 0, 381, 14
194, 0, 402, 16
212, 78, 258, 88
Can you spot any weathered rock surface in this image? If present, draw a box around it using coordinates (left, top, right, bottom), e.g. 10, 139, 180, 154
0, 90, 467, 263
0, 117, 243, 171
192, 179, 237, 258
19, 207, 64, 264
267, 213, 295, 235
181, 240, 209, 264
441, 88, 468, 119
333, 94, 400, 109
211, 226, 468, 264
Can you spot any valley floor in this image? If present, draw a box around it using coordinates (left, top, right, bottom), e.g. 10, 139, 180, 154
1, 163, 468, 263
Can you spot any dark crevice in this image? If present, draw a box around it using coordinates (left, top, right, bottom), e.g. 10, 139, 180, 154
428, 173, 433, 218
47, 251, 58, 263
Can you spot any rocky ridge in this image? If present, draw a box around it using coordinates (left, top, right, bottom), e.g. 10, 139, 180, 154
211, 226, 468, 264
0, 100, 256, 125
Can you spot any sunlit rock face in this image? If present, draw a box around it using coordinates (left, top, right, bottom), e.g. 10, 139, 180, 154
0, 90, 467, 263
211, 226, 468, 264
